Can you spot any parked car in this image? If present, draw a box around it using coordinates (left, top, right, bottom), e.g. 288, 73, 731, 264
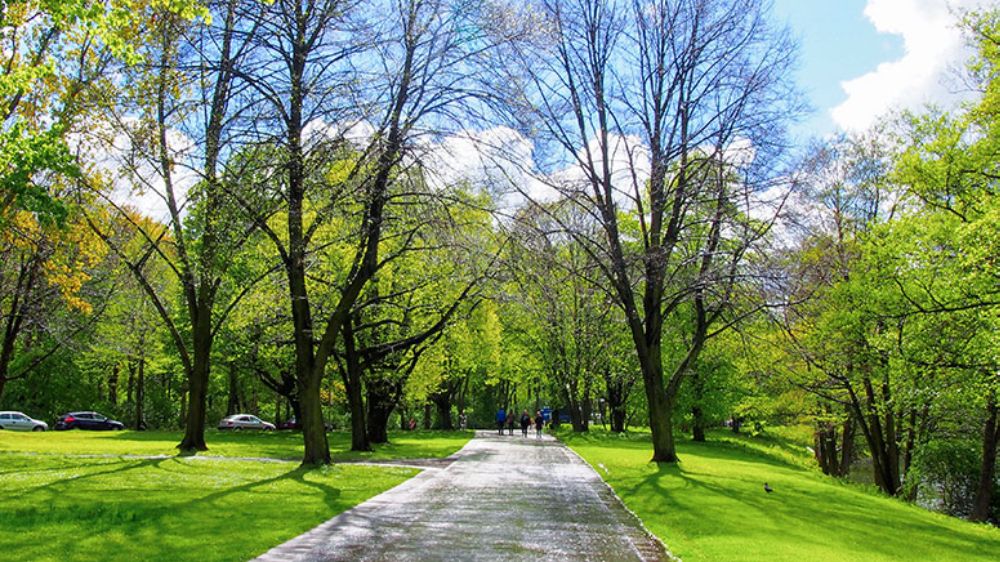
54, 411, 125, 431
0, 411, 48, 431
276, 417, 333, 431
218, 414, 275, 431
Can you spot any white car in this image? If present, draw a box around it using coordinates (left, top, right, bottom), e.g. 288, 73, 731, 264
218, 414, 275, 431
0, 411, 49, 431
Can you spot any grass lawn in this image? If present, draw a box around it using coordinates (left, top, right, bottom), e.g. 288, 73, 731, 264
0, 453, 416, 562
0, 429, 473, 461
560, 430, 1000, 562
0, 429, 472, 561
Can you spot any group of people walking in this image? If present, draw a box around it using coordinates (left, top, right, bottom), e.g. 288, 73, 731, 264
495, 408, 544, 438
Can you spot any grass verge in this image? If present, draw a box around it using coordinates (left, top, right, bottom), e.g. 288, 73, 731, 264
560, 430, 1000, 562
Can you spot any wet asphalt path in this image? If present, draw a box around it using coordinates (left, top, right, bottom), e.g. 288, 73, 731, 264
253, 430, 670, 562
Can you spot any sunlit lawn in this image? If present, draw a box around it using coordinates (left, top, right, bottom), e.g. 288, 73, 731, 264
0, 429, 472, 561
561, 429, 1000, 562
0, 453, 416, 562
0, 429, 473, 462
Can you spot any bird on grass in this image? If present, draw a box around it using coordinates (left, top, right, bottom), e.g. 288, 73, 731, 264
764, 482, 774, 494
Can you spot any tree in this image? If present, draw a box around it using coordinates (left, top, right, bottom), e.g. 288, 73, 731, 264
495, 0, 800, 461
82, 1, 270, 452
234, 0, 514, 464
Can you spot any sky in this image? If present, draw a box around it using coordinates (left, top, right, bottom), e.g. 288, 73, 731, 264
771, 0, 988, 139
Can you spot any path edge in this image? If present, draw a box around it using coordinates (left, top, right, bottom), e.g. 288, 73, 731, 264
556, 434, 682, 562
249, 435, 481, 562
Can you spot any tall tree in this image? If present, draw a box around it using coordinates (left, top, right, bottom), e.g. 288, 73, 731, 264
83, 1, 268, 451
496, 0, 799, 461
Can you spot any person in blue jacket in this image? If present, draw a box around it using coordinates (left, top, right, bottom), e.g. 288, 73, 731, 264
495, 407, 506, 436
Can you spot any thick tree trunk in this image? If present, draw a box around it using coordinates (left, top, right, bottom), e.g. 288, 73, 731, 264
299, 366, 330, 465
368, 403, 393, 444
178, 316, 212, 452
611, 405, 626, 433
639, 345, 677, 462
972, 390, 998, 522
432, 392, 454, 430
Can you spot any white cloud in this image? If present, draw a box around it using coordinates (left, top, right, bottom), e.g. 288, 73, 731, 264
831, 0, 987, 131
419, 127, 556, 206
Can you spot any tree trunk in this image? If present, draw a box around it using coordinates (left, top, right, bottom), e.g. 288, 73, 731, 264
639, 345, 677, 462
178, 315, 212, 452
838, 413, 856, 477
691, 366, 706, 442
342, 321, 371, 452
432, 392, 454, 430
422, 403, 432, 430
126, 362, 135, 409
972, 389, 998, 522
108, 364, 119, 405
178, 384, 187, 429
604, 373, 629, 433
226, 362, 241, 415
135, 358, 146, 430
692, 406, 706, 442
368, 403, 393, 444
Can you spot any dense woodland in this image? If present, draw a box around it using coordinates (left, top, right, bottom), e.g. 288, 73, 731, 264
1, 0, 997, 523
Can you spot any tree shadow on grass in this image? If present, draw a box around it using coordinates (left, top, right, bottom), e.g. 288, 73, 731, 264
3, 457, 167, 502
624, 460, 997, 561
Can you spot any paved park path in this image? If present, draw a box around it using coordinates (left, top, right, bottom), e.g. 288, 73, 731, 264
253, 431, 671, 562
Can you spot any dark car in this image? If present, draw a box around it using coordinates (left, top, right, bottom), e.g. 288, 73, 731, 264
54, 411, 125, 431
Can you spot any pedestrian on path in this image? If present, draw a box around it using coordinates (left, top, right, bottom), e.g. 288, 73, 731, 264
535, 411, 544, 439
520, 410, 531, 437
459, 412, 467, 431
506, 411, 515, 435
496, 407, 506, 435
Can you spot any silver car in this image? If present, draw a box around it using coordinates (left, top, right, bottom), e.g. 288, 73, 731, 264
218, 414, 275, 431
0, 411, 49, 431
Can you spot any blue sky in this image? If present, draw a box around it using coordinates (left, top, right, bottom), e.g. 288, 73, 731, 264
773, 0, 903, 138
771, 0, 985, 140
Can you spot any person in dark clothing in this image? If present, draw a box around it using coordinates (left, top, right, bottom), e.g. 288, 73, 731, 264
506, 411, 515, 435
520, 410, 531, 437
534, 411, 544, 439
496, 407, 506, 435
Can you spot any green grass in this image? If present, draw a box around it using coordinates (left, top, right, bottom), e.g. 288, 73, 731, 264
0, 453, 416, 562
561, 429, 1000, 562
0, 429, 473, 461
0, 429, 472, 561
